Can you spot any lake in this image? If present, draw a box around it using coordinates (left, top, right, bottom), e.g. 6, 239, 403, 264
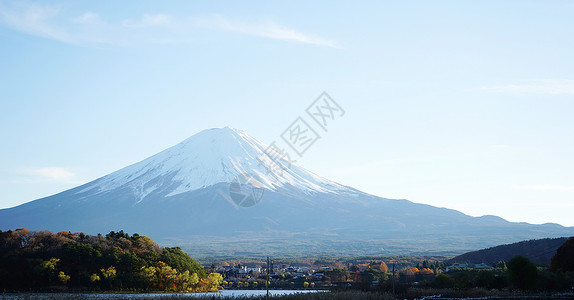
0, 290, 323, 299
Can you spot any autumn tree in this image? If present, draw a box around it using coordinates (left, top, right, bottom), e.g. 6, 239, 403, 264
58, 271, 71, 285
419, 268, 434, 275
378, 261, 389, 273
404, 267, 419, 276
160, 247, 205, 277
326, 268, 350, 282
201, 273, 223, 292
0, 229, 217, 292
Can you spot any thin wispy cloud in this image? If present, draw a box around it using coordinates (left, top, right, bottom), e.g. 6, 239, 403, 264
483, 80, 574, 95
0, 1, 182, 46
197, 15, 340, 48
513, 184, 574, 192
0, 1, 74, 43
0, 1, 338, 48
0, 167, 81, 184
26, 167, 76, 182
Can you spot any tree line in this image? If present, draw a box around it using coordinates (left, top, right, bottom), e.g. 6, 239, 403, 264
0, 229, 222, 292
368, 238, 574, 293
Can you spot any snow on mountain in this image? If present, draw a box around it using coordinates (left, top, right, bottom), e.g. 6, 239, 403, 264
1, 126, 574, 257
77, 127, 351, 202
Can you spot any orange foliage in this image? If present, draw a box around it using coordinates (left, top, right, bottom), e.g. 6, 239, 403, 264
402, 267, 419, 276
379, 261, 389, 273
57, 231, 73, 238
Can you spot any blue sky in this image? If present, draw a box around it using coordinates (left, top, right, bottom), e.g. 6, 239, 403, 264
1, 0, 573, 226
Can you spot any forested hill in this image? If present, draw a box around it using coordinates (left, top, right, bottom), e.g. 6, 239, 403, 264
446, 237, 569, 266
0, 229, 222, 292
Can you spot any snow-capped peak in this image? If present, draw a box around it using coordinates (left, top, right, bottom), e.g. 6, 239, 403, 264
79, 127, 350, 201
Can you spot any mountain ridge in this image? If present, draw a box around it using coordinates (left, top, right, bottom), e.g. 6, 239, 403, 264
445, 237, 570, 266
1, 127, 573, 256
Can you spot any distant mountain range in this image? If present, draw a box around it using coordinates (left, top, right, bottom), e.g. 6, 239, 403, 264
1, 127, 573, 258
445, 237, 569, 266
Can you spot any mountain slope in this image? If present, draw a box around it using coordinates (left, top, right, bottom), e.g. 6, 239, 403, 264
1, 127, 573, 257
84, 127, 350, 198
445, 237, 569, 266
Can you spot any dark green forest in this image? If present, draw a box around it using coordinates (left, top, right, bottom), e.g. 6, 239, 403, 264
0, 229, 222, 292
551, 237, 574, 273
446, 237, 568, 266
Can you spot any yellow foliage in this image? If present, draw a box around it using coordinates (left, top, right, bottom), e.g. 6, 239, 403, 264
41, 258, 60, 271
402, 267, 419, 276
58, 271, 70, 284
137, 262, 219, 292
90, 274, 101, 282
140, 265, 157, 282
206, 273, 223, 292
100, 266, 117, 279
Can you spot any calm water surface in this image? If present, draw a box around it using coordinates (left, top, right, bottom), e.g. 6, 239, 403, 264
1, 290, 322, 299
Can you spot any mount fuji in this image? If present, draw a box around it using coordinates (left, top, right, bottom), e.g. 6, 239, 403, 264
1, 127, 572, 257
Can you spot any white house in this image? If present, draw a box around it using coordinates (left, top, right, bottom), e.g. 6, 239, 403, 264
446, 263, 468, 272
